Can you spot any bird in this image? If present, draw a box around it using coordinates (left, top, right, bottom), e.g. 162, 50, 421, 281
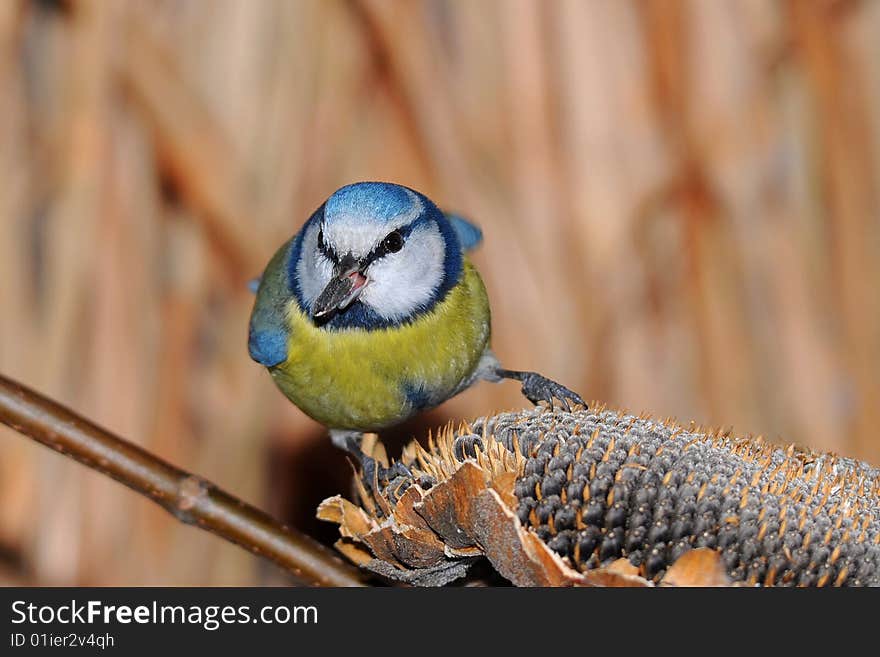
247, 182, 584, 454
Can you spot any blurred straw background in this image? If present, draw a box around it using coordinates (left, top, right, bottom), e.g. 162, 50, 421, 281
1, 0, 879, 585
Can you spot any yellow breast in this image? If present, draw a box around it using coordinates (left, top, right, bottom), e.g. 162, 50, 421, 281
269, 260, 491, 430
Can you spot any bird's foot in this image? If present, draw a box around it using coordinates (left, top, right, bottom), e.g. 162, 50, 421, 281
360, 457, 414, 508
329, 430, 416, 504
521, 372, 586, 410
364, 459, 412, 484
496, 368, 586, 411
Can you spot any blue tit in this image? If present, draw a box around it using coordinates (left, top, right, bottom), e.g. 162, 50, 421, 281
247, 182, 584, 451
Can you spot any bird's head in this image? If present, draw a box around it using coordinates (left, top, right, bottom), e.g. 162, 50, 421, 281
292, 182, 463, 328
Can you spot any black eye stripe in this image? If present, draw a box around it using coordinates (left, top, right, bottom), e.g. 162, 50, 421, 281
365, 229, 406, 265
316, 226, 338, 264
317, 225, 409, 268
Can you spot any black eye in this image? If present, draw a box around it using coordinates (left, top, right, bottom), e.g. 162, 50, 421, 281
317, 227, 325, 251
382, 230, 404, 254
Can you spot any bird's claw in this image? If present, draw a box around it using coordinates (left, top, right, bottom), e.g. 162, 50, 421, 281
329, 430, 414, 501
519, 372, 586, 411
359, 452, 413, 503
382, 460, 413, 480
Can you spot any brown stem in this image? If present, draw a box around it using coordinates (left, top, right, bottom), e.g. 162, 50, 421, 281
0, 373, 366, 587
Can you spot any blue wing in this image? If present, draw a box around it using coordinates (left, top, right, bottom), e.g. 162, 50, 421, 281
248, 326, 288, 367
247, 242, 294, 367
446, 214, 483, 252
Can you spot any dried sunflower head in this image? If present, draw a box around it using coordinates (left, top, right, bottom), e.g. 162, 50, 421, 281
318, 406, 880, 587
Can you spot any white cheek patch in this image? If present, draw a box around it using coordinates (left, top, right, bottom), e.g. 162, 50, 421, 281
296, 222, 335, 307
324, 190, 423, 259
360, 224, 446, 321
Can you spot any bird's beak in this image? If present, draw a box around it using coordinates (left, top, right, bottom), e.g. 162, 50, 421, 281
312, 253, 368, 319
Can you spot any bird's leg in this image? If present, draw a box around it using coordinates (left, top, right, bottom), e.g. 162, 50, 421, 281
329, 429, 364, 454
328, 429, 412, 493
494, 368, 587, 411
